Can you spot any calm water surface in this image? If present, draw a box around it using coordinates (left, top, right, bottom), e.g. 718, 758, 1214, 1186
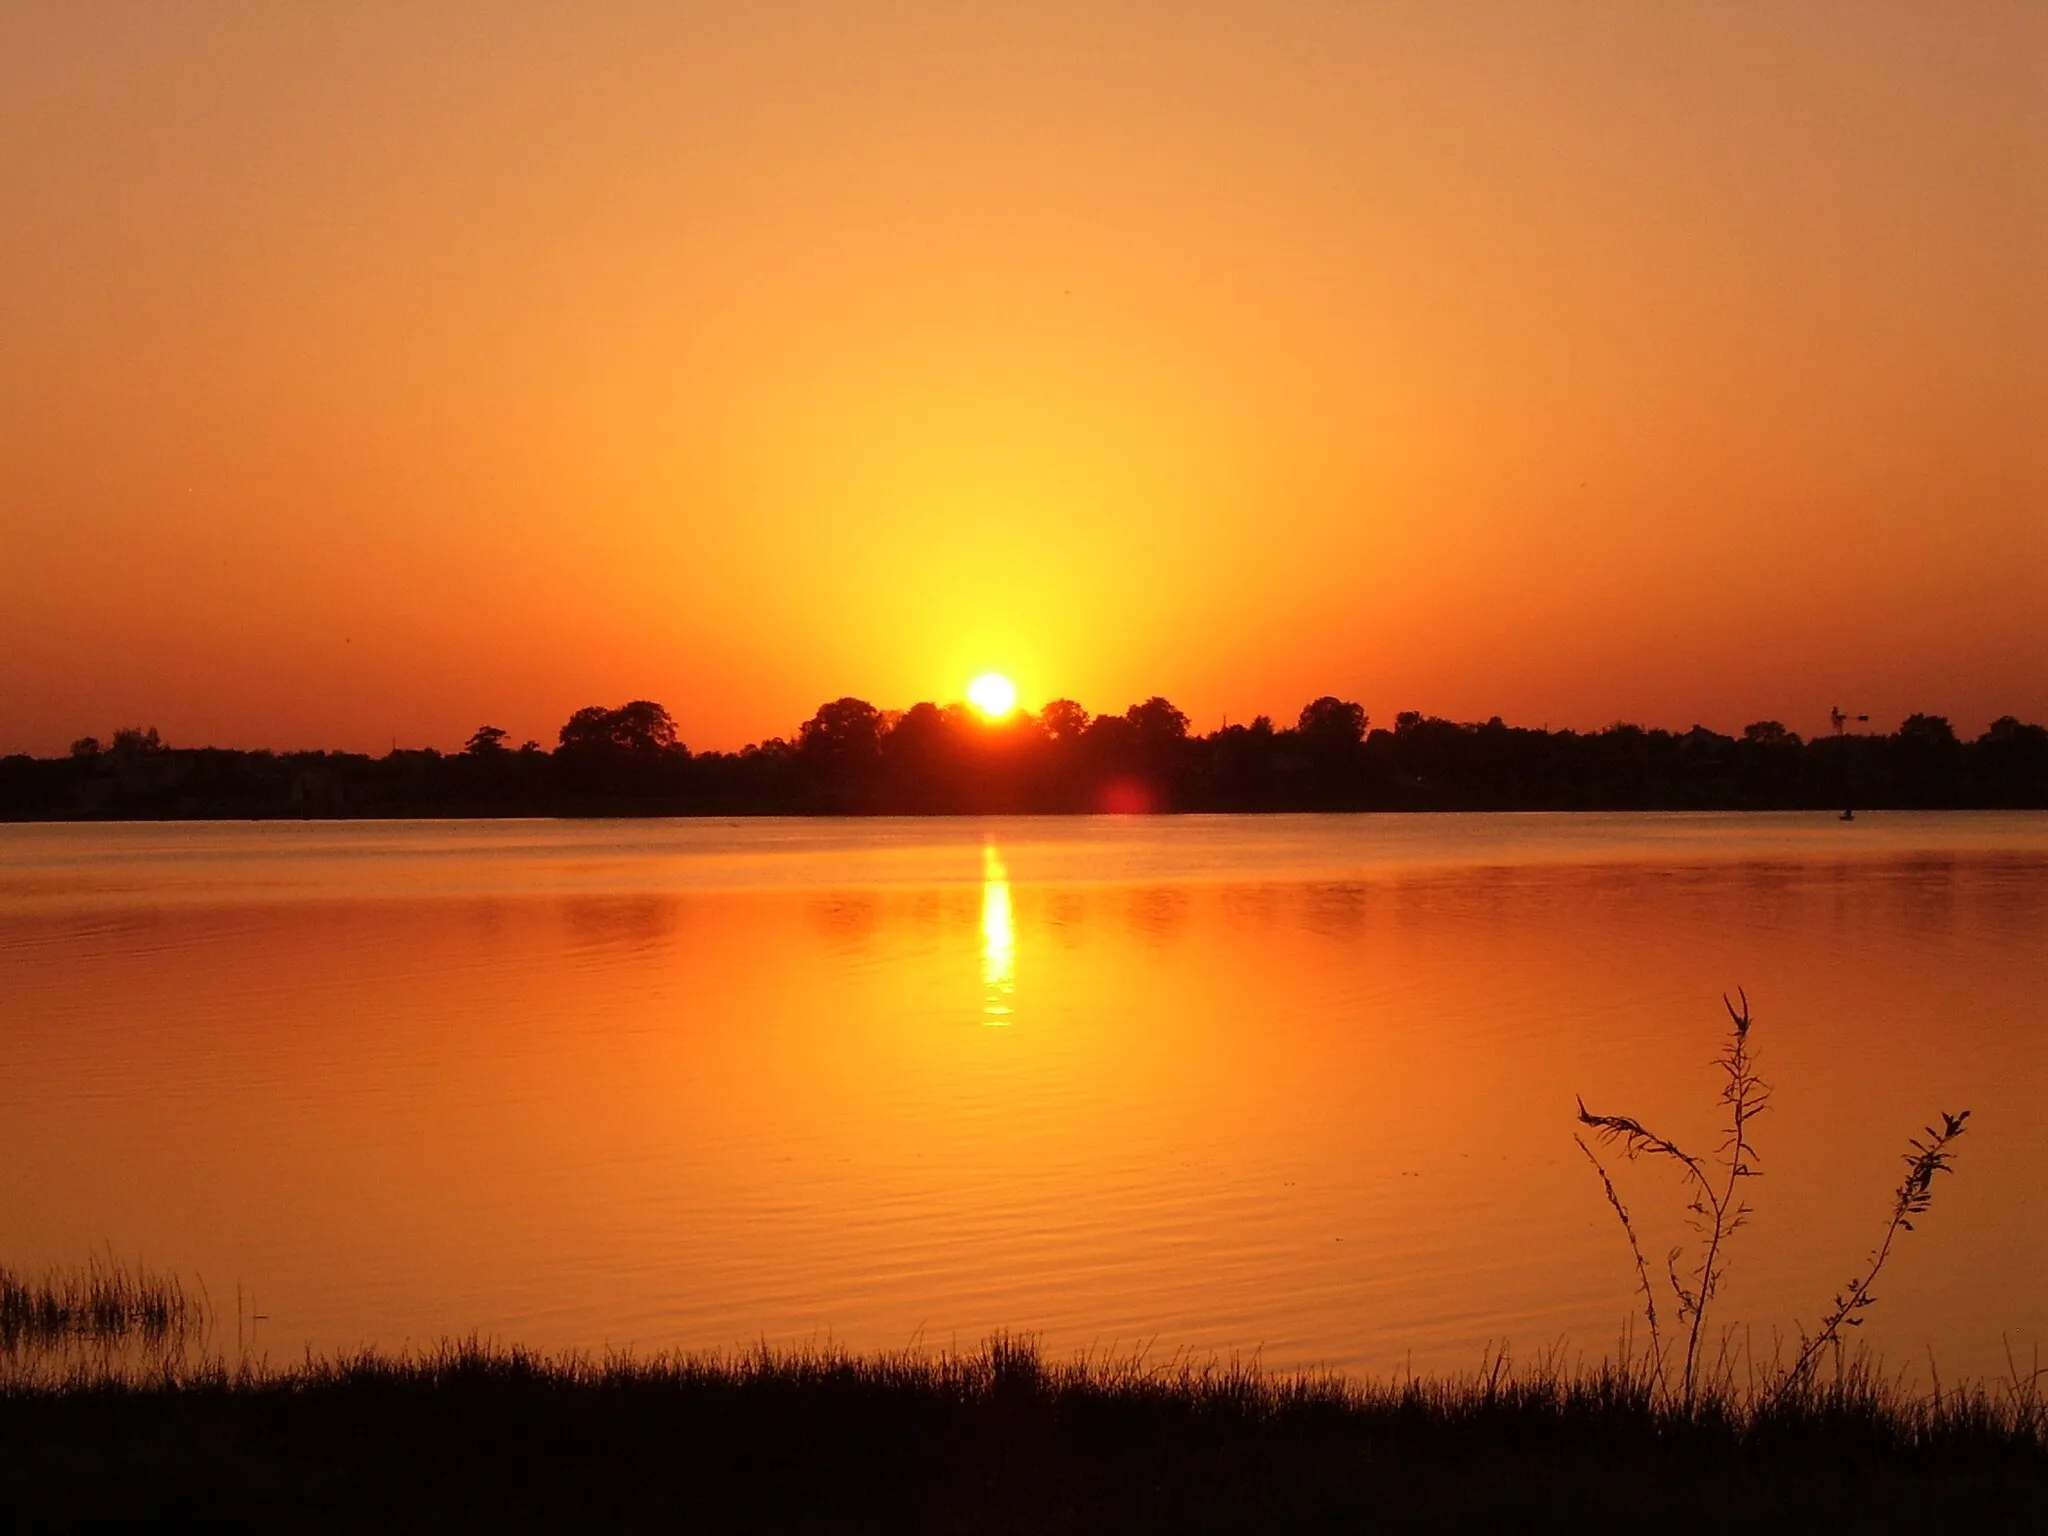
2, 814, 2043, 1379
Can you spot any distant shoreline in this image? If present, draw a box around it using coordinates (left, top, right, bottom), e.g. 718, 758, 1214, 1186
9, 804, 2048, 825
7, 704, 2045, 821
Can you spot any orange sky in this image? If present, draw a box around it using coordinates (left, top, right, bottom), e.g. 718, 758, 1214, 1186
3, 2, 2043, 756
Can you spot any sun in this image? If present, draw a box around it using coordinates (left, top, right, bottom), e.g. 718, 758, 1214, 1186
967, 672, 1019, 720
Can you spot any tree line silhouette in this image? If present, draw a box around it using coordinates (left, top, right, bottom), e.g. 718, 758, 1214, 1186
6, 698, 2045, 819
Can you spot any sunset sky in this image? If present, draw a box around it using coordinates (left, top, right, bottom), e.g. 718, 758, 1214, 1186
3, 2, 2042, 756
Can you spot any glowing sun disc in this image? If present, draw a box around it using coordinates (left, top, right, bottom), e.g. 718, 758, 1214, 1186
968, 673, 1019, 719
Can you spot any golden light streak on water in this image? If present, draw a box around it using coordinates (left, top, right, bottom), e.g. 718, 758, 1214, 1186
980, 839, 1015, 1023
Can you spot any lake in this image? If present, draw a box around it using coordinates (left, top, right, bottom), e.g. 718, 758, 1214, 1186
2, 813, 2042, 1381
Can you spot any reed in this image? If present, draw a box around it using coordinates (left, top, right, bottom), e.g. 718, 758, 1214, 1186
0, 1255, 206, 1353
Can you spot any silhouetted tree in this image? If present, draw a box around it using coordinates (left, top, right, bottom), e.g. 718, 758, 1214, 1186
880, 702, 954, 808
1124, 696, 1190, 748
1080, 712, 1135, 754
1983, 715, 2045, 748
1289, 698, 1367, 806
1894, 713, 1961, 805
884, 702, 948, 754
553, 700, 686, 802
557, 707, 611, 751
613, 701, 681, 753
1979, 716, 2048, 807
1078, 698, 1189, 811
1208, 715, 1279, 809
1039, 699, 1090, 744
1728, 721, 1804, 806
1297, 697, 1367, 748
464, 725, 510, 756
799, 698, 884, 765
558, 701, 681, 755
798, 697, 885, 809
1896, 714, 1957, 749
1741, 721, 1800, 748
110, 727, 165, 756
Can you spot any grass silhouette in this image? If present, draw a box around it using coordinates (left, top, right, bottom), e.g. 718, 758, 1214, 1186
0, 1256, 204, 1354
1, 1333, 2042, 1530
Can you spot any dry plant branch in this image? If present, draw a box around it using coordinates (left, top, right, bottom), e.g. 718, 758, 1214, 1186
1778, 1109, 1971, 1395
1571, 1135, 1667, 1401
1577, 990, 1766, 1409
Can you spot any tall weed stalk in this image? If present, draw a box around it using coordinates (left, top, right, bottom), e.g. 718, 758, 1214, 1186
1576, 990, 1767, 1409
1776, 1108, 1971, 1398
1575, 992, 1969, 1414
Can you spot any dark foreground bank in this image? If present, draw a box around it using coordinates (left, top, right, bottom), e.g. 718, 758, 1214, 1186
4, 1340, 2043, 1534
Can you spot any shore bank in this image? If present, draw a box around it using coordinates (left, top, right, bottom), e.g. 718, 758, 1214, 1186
4, 1337, 2043, 1532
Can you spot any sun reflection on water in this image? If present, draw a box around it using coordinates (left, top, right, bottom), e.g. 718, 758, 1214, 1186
980, 840, 1014, 1023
